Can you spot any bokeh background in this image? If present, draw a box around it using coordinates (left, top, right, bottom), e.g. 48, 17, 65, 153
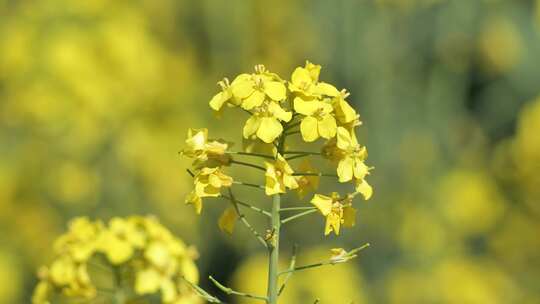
1, 0, 540, 303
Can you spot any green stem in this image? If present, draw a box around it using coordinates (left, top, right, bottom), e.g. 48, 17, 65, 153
281, 209, 318, 224
283, 151, 321, 155
279, 206, 316, 212
209, 275, 267, 302
267, 194, 281, 304
278, 244, 298, 296
220, 195, 271, 217
226, 151, 275, 159
292, 172, 337, 177
232, 181, 265, 190
230, 160, 266, 171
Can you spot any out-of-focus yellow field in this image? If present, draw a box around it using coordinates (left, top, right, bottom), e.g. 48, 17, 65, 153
1, 0, 540, 303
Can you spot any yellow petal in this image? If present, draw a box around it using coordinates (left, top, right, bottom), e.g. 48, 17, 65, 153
325, 212, 341, 235
268, 102, 292, 122
135, 268, 161, 294
355, 179, 373, 200
343, 206, 357, 227
305, 61, 321, 81
232, 78, 254, 99
353, 160, 369, 180
218, 207, 238, 235
185, 191, 203, 214
241, 90, 265, 110
291, 67, 312, 86
300, 116, 319, 142
318, 115, 337, 139
336, 127, 353, 150
311, 194, 333, 216
243, 116, 261, 139
264, 81, 286, 101
315, 82, 340, 97
335, 98, 357, 123
145, 242, 171, 269
257, 117, 283, 143
337, 157, 354, 182
293, 97, 319, 115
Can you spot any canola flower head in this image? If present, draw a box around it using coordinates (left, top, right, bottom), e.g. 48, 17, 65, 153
181, 61, 373, 237
32, 216, 201, 304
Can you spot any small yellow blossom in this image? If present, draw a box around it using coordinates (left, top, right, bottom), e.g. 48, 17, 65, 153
181, 128, 230, 167
354, 178, 373, 200
232, 65, 287, 110
332, 91, 359, 125
296, 159, 320, 199
289, 61, 340, 101
209, 78, 238, 111
265, 154, 299, 195
218, 206, 238, 235
185, 190, 203, 214
335, 127, 370, 183
311, 193, 356, 235
243, 101, 292, 143
294, 97, 337, 142
193, 167, 233, 198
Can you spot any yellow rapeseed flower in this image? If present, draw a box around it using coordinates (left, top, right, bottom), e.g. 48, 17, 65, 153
185, 167, 233, 214
335, 127, 370, 183
289, 61, 340, 101
209, 78, 237, 111
243, 101, 292, 143
32, 216, 201, 304
311, 193, 356, 235
232, 65, 287, 110
294, 97, 337, 142
296, 159, 320, 199
218, 206, 239, 235
181, 128, 230, 167
265, 154, 299, 195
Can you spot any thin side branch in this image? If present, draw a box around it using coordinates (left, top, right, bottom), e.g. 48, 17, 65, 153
181, 276, 224, 303
292, 172, 337, 177
282, 151, 321, 155
281, 209, 318, 224
228, 189, 268, 248
226, 151, 274, 159
278, 244, 298, 296
209, 275, 268, 302
220, 195, 271, 217
230, 160, 266, 171
285, 153, 311, 161
232, 181, 265, 190
278, 243, 371, 276
279, 206, 317, 212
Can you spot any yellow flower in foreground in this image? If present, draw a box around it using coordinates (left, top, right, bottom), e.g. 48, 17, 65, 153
33, 216, 201, 304
311, 193, 356, 235
243, 101, 292, 143
336, 127, 369, 183
265, 154, 299, 195
289, 61, 340, 101
231, 65, 287, 110
296, 159, 320, 199
294, 97, 337, 142
181, 128, 230, 167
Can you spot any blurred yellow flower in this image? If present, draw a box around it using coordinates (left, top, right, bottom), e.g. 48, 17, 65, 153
33, 216, 201, 304
194, 167, 233, 198
218, 206, 239, 235
265, 154, 299, 195
295, 159, 320, 199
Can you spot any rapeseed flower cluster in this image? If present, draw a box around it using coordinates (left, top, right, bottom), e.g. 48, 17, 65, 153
181, 61, 373, 236
32, 216, 200, 304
